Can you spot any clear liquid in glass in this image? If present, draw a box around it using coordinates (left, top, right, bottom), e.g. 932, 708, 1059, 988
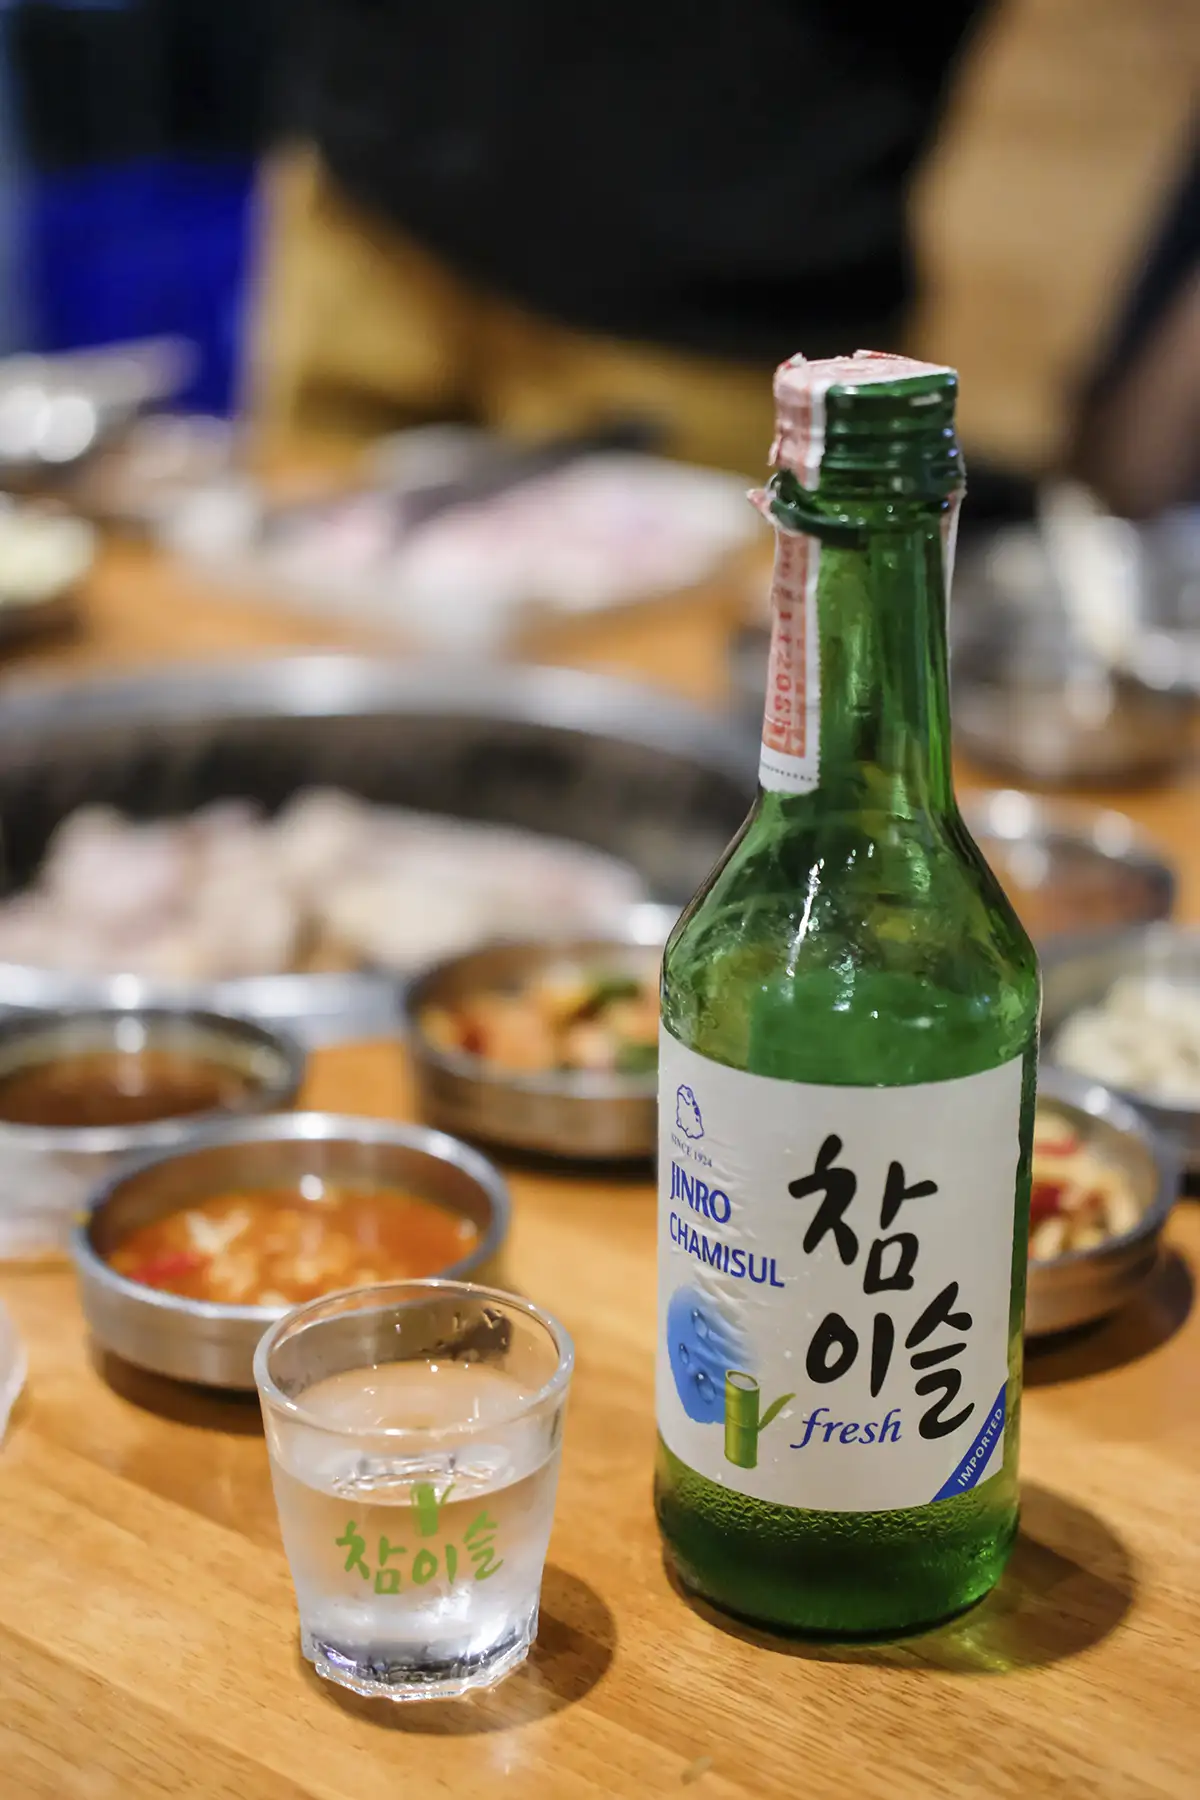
269, 1362, 561, 1697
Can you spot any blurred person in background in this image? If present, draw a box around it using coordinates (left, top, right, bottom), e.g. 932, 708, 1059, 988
1070, 132, 1200, 519
253, 3, 991, 473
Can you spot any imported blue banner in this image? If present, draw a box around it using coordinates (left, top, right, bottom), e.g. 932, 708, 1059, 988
931, 1383, 1007, 1503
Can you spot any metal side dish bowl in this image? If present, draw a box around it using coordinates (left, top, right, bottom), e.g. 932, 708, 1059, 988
72, 1113, 510, 1389
950, 521, 1196, 787
1042, 924, 1200, 1173
1026, 1065, 1179, 1337
0, 1006, 303, 1260
405, 910, 675, 1161
965, 789, 1175, 946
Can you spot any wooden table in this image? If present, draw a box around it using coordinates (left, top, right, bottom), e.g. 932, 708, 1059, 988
0, 543, 1198, 1799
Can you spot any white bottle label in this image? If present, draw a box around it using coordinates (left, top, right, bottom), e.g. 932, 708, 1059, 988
657, 1031, 1023, 1513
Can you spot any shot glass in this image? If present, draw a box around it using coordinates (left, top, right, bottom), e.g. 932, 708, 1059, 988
255, 1279, 573, 1701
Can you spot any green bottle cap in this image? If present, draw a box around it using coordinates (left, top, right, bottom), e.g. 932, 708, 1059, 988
771, 350, 962, 502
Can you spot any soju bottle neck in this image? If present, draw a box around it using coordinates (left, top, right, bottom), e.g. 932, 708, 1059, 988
758, 481, 958, 824
817, 511, 955, 817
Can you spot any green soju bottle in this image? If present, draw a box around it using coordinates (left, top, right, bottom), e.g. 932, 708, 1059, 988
656, 351, 1039, 1637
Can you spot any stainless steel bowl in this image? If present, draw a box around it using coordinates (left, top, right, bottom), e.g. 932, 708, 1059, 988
1043, 924, 1200, 1173
1087, 507, 1200, 699
0, 1006, 304, 1260
406, 912, 674, 1160
951, 522, 1196, 786
1027, 1066, 1179, 1336
965, 789, 1175, 945
0, 654, 756, 1044
953, 658, 1194, 788
72, 1113, 510, 1389
0, 340, 191, 484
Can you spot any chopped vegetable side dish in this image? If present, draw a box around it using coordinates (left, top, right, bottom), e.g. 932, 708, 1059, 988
1029, 1108, 1143, 1261
421, 961, 659, 1076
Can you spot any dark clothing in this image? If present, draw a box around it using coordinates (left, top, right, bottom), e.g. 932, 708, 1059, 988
9, 0, 278, 168
289, 1, 987, 364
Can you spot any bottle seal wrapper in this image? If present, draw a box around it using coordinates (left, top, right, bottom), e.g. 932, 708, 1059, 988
770, 349, 955, 488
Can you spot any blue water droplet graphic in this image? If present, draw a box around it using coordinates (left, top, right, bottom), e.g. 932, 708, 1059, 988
665, 1285, 750, 1424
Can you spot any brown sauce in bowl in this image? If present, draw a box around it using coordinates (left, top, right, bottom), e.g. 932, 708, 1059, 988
0, 1048, 254, 1129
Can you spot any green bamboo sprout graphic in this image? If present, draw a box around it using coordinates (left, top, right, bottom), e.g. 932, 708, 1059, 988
723, 1372, 796, 1469
412, 1480, 452, 1536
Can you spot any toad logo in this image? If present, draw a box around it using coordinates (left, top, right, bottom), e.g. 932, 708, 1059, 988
676, 1085, 704, 1139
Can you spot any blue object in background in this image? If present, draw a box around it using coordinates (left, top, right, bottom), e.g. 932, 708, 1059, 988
23, 156, 256, 414
6, 0, 277, 413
